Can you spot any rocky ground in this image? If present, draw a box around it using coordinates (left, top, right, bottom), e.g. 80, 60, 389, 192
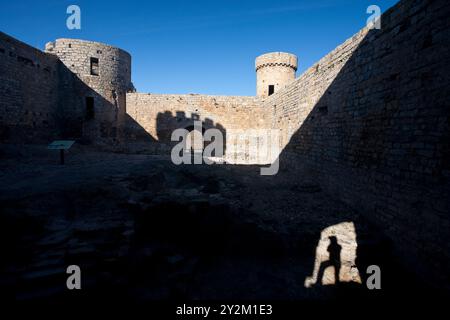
0, 143, 425, 304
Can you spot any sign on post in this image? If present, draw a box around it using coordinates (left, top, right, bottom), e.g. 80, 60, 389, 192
47, 140, 75, 165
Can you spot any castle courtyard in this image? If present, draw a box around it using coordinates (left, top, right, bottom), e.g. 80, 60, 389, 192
0, 143, 427, 302
0, 0, 449, 309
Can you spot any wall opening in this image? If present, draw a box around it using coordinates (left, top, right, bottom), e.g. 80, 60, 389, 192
85, 97, 94, 120
90, 57, 99, 76
268, 85, 275, 96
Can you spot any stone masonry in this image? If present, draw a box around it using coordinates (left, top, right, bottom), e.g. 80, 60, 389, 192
255, 52, 298, 97
0, 32, 59, 142
262, 0, 450, 287
0, 0, 449, 288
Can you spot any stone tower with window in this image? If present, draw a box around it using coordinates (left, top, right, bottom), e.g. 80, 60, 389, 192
45, 39, 133, 141
255, 52, 298, 97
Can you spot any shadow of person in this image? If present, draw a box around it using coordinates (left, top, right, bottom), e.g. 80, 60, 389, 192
304, 222, 361, 288
316, 236, 342, 286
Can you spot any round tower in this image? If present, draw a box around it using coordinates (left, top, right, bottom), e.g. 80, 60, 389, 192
255, 52, 297, 97
45, 38, 133, 140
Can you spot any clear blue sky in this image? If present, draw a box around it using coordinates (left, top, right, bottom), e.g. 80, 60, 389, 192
0, 0, 398, 96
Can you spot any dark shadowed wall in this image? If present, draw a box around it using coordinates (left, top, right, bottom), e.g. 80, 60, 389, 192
265, 0, 450, 287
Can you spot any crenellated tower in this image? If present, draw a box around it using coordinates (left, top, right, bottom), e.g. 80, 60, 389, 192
255, 52, 297, 97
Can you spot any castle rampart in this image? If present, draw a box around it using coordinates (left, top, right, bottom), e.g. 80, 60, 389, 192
0, 32, 59, 142
261, 0, 450, 287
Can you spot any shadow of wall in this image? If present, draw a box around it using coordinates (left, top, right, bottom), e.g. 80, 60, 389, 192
156, 110, 226, 154
276, 0, 450, 288
55, 61, 156, 148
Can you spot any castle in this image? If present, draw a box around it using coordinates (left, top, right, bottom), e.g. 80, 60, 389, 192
1, 0, 449, 288
0, 33, 299, 155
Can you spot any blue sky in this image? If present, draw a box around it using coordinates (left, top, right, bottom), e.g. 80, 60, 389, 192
0, 0, 398, 96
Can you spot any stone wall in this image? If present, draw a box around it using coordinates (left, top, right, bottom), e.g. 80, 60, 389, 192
263, 27, 369, 151
0, 32, 59, 142
125, 93, 265, 156
264, 0, 450, 287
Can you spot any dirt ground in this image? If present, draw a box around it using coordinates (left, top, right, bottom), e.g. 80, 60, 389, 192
0, 143, 426, 303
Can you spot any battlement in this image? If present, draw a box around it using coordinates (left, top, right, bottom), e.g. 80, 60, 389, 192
255, 52, 298, 71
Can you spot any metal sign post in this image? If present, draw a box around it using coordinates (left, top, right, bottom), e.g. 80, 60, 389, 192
47, 140, 75, 165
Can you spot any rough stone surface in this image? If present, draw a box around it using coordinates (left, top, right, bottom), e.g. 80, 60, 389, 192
0, 144, 422, 301
263, 0, 450, 287
0, 32, 59, 142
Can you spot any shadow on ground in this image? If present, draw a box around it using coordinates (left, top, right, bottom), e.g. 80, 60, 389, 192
0, 145, 430, 305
